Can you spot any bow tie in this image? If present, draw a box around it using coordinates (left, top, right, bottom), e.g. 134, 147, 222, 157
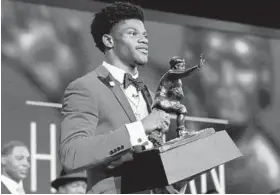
123, 73, 144, 91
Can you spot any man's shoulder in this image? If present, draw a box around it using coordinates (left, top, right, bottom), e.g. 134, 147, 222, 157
68, 69, 101, 90
1, 180, 11, 194
75, 69, 99, 84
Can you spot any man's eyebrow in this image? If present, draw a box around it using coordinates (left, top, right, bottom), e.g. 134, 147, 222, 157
124, 27, 147, 33
124, 27, 136, 31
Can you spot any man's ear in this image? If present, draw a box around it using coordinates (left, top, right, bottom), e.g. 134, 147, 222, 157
102, 34, 114, 49
1, 156, 7, 166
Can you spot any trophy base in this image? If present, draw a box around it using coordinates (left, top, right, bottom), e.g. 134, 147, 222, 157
158, 128, 215, 152
121, 130, 242, 193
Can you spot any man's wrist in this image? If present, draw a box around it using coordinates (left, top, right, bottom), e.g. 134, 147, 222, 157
125, 121, 148, 146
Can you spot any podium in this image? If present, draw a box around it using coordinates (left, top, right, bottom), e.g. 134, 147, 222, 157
121, 129, 242, 193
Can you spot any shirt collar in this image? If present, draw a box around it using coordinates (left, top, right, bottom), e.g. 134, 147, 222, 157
1, 174, 24, 193
102, 61, 139, 84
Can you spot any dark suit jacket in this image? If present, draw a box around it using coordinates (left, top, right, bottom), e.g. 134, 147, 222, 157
60, 65, 153, 193
1, 181, 11, 194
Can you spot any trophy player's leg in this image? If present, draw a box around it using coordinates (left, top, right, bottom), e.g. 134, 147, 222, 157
176, 104, 199, 137
175, 103, 187, 137
150, 98, 172, 146
177, 114, 196, 137
177, 113, 186, 137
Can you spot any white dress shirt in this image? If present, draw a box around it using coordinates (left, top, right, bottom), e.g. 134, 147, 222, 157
1, 175, 25, 194
102, 61, 153, 149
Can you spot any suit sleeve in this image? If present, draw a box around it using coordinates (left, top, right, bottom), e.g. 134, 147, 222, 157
59, 79, 132, 171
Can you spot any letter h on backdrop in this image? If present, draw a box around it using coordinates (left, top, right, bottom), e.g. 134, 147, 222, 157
30, 122, 57, 193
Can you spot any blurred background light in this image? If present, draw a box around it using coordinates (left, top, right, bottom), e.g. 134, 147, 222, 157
209, 33, 224, 49
236, 71, 257, 91
234, 39, 250, 55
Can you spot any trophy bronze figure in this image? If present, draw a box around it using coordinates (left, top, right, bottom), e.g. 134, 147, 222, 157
148, 55, 206, 146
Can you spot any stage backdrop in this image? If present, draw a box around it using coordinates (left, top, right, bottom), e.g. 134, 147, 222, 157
2, 0, 280, 193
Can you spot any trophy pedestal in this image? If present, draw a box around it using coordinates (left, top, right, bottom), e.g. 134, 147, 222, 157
121, 129, 242, 193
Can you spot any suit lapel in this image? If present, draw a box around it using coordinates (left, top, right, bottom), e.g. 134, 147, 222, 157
110, 80, 137, 122
95, 65, 137, 122
141, 85, 153, 113
1, 181, 12, 194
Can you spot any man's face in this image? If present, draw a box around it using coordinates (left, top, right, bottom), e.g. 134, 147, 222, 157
111, 19, 148, 67
170, 58, 186, 71
2, 146, 30, 181
58, 180, 87, 194
174, 62, 185, 71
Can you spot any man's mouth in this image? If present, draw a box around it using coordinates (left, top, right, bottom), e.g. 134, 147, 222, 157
19, 169, 28, 175
137, 48, 148, 54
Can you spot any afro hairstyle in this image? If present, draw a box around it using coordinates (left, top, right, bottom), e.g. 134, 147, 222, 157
91, 1, 144, 53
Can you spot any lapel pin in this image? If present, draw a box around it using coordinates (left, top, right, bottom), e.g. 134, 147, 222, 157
109, 81, 115, 87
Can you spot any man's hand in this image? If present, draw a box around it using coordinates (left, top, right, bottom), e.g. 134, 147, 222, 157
198, 54, 206, 68
141, 109, 171, 134
106, 151, 134, 170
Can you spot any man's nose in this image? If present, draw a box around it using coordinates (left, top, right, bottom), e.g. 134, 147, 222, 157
23, 158, 30, 168
138, 36, 148, 45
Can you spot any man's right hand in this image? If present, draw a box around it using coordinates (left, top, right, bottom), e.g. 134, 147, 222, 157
141, 109, 171, 134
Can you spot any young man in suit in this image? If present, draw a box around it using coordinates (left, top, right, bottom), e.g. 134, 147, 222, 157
60, 2, 171, 193
1, 141, 30, 194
